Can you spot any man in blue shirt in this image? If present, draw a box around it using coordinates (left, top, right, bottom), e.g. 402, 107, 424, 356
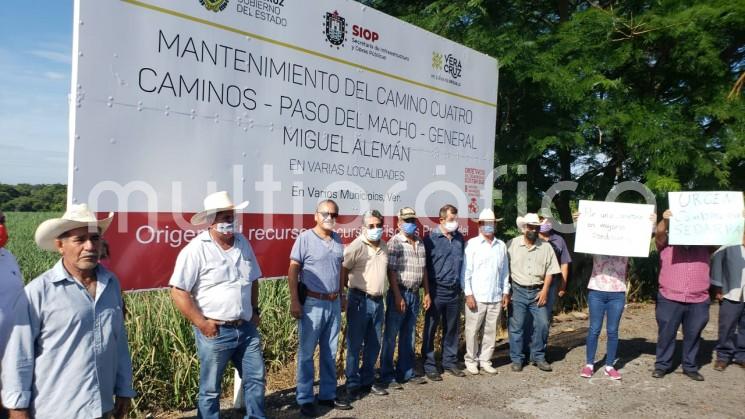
1, 204, 136, 419
288, 200, 351, 416
422, 204, 466, 380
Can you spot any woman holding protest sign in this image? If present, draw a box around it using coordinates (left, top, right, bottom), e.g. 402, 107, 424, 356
575, 211, 657, 380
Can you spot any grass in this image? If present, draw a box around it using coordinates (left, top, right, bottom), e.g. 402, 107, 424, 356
3, 211, 661, 414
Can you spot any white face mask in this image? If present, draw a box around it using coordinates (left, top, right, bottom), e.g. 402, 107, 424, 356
214, 221, 235, 235
444, 221, 459, 233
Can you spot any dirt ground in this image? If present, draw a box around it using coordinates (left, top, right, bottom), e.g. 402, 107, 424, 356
171, 302, 744, 419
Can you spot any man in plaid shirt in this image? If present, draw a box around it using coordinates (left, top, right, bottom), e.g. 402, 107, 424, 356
379, 207, 431, 389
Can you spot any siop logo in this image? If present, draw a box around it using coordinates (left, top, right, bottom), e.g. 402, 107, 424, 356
323, 10, 347, 48
199, 0, 229, 12
352, 25, 380, 43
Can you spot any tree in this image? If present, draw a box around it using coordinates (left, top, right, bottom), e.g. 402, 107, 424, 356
0, 184, 67, 212
367, 0, 745, 227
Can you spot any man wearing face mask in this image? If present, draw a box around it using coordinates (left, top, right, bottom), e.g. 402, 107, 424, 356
422, 204, 466, 380
341, 210, 389, 402
537, 217, 571, 324
462, 209, 510, 375
379, 207, 430, 389
507, 213, 561, 372
170, 191, 266, 419
288, 200, 350, 416
0, 211, 24, 418
522, 216, 571, 362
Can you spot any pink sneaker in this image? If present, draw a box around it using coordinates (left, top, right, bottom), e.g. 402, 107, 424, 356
580, 366, 594, 378
604, 367, 622, 380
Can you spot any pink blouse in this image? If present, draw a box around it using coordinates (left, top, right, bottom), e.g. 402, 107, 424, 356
588, 255, 629, 292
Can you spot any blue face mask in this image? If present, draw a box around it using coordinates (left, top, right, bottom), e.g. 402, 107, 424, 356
366, 227, 383, 241
481, 224, 495, 234
402, 222, 417, 235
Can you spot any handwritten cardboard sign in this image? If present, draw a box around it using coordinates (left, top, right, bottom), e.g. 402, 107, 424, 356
575, 200, 655, 257
668, 191, 744, 246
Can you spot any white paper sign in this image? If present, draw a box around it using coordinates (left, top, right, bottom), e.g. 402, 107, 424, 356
668, 191, 744, 245
574, 200, 655, 257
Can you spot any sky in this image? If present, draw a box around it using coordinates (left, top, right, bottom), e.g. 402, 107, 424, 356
0, 1, 72, 184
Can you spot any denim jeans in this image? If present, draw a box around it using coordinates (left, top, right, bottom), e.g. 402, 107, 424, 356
545, 277, 561, 322
194, 322, 266, 419
523, 278, 559, 355
422, 285, 461, 374
345, 290, 385, 390
296, 296, 341, 405
508, 284, 549, 364
380, 287, 420, 383
585, 290, 626, 366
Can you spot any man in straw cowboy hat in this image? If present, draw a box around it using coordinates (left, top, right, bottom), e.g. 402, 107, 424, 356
1, 204, 136, 419
169, 191, 266, 419
462, 208, 510, 375
506, 212, 560, 373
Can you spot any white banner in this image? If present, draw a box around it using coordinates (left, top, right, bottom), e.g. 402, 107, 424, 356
668, 191, 744, 246
68, 0, 498, 218
574, 200, 655, 257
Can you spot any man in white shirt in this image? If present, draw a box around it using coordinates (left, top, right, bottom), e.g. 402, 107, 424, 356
461, 209, 510, 375
169, 191, 265, 419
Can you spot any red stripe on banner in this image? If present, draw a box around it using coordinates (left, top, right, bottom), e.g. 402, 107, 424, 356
97, 212, 478, 290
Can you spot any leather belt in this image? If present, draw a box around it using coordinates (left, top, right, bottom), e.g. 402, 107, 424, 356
209, 318, 245, 326
513, 283, 543, 290
306, 290, 339, 301
398, 283, 419, 293
350, 287, 384, 301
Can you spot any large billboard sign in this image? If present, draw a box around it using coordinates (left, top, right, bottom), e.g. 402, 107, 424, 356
69, 0, 498, 289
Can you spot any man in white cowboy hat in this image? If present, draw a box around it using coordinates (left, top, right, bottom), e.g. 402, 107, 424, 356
1, 204, 136, 419
461, 208, 510, 375
169, 191, 266, 419
506, 212, 560, 373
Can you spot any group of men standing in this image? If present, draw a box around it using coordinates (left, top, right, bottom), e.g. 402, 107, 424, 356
286, 200, 570, 417
0, 194, 743, 419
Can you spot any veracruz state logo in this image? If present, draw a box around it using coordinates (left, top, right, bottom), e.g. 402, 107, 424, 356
432, 51, 463, 79
199, 0, 229, 12
323, 10, 347, 48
